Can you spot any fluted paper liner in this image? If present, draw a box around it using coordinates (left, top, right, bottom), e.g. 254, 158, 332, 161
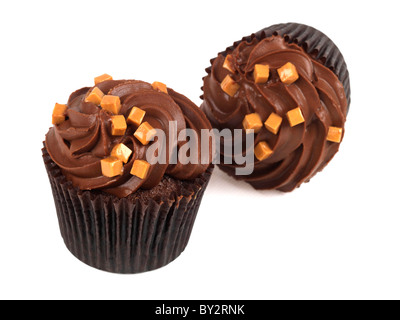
42, 147, 213, 274
202, 22, 351, 109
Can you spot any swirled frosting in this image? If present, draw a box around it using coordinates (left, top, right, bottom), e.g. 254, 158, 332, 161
45, 80, 212, 198
201, 35, 348, 191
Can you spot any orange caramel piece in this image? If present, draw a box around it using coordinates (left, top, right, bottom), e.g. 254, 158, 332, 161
254, 141, 273, 161
254, 64, 270, 84
130, 159, 151, 179
100, 95, 121, 115
94, 74, 113, 85
152, 81, 168, 94
221, 75, 240, 97
134, 122, 157, 145
286, 107, 305, 127
110, 115, 127, 136
127, 107, 146, 127
85, 87, 104, 105
223, 54, 236, 73
243, 113, 263, 134
264, 113, 283, 135
52, 103, 68, 125
326, 126, 343, 143
111, 143, 132, 163
100, 157, 123, 178
278, 62, 299, 85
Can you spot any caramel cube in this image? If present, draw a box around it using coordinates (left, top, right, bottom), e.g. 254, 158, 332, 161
85, 87, 104, 105
127, 107, 146, 127
111, 143, 132, 163
101, 95, 121, 115
221, 75, 240, 97
286, 107, 305, 127
243, 113, 263, 134
152, 81, 168, 94
130, 160, 151, 180
264, 113, 282, 135
101, 157, 123, 178
254, 141, 273, 161
94, 74, 113, 85
134, 122, 157, 145
254, 64, 270, 84
111, 115, 127, 136
326, 126, 343, 143
278, 62, 299, 85
52, 103, 68, 125
223, 54, 235, 73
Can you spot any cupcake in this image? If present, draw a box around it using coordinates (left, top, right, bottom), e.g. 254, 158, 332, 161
201, 23, 350, 191
43, 75, 213, 273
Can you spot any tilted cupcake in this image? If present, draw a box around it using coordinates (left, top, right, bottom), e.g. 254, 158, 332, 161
43, 75, 213, 273
201, 23, 350, 191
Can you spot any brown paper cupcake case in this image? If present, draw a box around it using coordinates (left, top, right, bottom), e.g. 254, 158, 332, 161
202, 22, 351, 109
42, 146, 213, 274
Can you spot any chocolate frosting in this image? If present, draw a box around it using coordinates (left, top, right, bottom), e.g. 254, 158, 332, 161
201, 35, 348, 191
45, 80, 212, 198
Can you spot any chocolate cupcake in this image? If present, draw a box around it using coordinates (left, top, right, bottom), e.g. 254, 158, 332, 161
201, 23, 350, 191
43, 75, 213, 273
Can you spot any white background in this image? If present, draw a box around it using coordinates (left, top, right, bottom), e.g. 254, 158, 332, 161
0, 0, 399, 300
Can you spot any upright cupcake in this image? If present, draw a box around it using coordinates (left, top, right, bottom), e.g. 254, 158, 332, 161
201, 23, 350, 191
43, 75, 213, 273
